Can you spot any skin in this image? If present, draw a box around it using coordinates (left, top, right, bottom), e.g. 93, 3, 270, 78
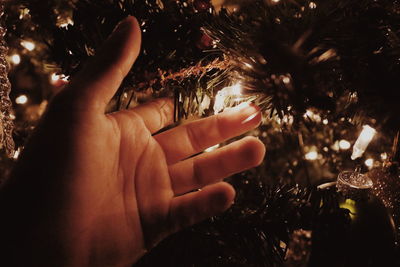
0, 16, 265, 266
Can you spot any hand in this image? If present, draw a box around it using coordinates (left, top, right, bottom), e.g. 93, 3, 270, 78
0, 17, 265, 266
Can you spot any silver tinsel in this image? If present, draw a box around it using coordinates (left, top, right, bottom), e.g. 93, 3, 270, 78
0, 3, 15, 157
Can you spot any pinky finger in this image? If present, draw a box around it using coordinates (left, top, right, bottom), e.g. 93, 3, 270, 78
168, 182, 235, 234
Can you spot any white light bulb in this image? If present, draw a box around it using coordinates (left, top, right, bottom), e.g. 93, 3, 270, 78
15, 94, 28, 105
10, 54, 21, 65
339, 140, 351, 150
351, 125, 376, 160
305, 151, 318, 161
21, 40, 35, 51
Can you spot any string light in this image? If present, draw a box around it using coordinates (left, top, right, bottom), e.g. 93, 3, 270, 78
10, 54, 21, 65
351, 125, 376, 160
50, 73, 69, 84
21, 40, 35, 51
59, 17, 74, 28
305, 147, 319, 161
365, 158, 374, 169
339, 139, 351, 150
309, 2, 317, 9
213, 83, 243, 114
15, 94, 28, 105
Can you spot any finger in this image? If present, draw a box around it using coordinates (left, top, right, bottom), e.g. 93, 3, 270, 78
155, 103, 262, 164
129, 98, 174, 134
168, 182, 235, 234
66, 16, 141, 110
169, 136, 265, 195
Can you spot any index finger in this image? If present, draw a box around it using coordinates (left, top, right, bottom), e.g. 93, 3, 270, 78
66, 16, 141, 111
155, 103, 262, 164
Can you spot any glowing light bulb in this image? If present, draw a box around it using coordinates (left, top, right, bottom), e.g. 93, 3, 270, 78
323, 119, 329, 125
351, 125, 376, 160
309, 2, 317, 9
59, 18, 74, 28
365, 158, 374, 168
305, 147, 319, 161
21, 40, 35, 51
213, 83, 243, 114
339, 140, 351, 150
51, 73, 60, 82
13, 148, 21, 160
10, 54, 21, 65
381, 152, 388, 161
15, 94, 28, 105
282, 76, 290, 84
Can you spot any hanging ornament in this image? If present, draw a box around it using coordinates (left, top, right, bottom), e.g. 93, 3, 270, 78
336, 170, 373, 200
367, 165, 400, 244
193, 0, 212, 12
0, 4, 15, 157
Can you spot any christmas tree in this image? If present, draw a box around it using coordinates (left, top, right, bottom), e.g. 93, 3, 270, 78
2, 0, 400, 266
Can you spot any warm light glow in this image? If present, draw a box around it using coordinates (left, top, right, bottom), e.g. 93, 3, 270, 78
323, 119, 329, 125
351, 125, 377, 160
282, 76, 290, 84
15, 94, 28, 105
213, 83, 243, 114
59, 18, 74, 28
10, 54, 21, 65
50, 73, 69, 84
381, 152, 388, 161
303, 109, 321, 122
305, 150, 318, 161
13, 148, 21, 160
309, 2, 317, 9
205, 144, 220, 153
21, 40, 35, 51
365, 158, 374, 168
51, 73, 60, 82
339, 140, 351, 150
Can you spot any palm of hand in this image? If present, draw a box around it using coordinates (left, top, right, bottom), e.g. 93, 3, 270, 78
0, 17, 265, 266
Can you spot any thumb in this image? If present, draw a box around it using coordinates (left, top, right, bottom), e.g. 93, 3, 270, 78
66, 16, 141, 111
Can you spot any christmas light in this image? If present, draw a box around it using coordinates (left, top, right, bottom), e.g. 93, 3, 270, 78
15, 94, 28, 105
50, 73, 69, 84
339, 139, 351, 150
309, 2, 317, 9
10, 54, 21, 65
59, 18, 74, 28
305, 151, 318, 160
351, 125, 376, 160
13, 148, 21, 160
213, 83, 242, 114
365, 158, 374, 168
322, 119, 329, 125
21, 40, 35, 51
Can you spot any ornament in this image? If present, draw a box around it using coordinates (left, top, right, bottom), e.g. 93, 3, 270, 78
193, 0, 211, 12
367, 166, 400, 244
336, 170, 373, 200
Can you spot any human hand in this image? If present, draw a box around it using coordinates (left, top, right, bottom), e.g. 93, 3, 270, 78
0, 17, 265, 266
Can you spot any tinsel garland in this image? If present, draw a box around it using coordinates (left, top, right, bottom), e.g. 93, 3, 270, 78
0, 2, 14, 157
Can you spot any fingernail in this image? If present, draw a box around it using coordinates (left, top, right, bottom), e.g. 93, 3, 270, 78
231, 102, 260, 124
110, 16, 133, 38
